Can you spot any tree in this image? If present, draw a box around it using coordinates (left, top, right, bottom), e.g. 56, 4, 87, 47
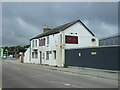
23, 45, 30, 49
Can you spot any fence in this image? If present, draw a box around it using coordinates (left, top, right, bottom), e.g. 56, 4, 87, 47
65, 46, 119, 70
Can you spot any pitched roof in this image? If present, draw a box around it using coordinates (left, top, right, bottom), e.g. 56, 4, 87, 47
31, 20, 95, 40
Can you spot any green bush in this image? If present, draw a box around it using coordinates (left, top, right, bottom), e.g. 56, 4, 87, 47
64, 64, 68, 68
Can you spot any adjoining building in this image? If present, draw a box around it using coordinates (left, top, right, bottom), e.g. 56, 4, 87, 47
24, 20, 99, 67
99, 35, 120, 46
0, 48, 4, 58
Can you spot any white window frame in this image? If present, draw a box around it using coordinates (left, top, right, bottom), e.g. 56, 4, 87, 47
47, 36, 49, 45
53, 50, 56, 60
46, 51, 49, 60
35, 52, 38, 58
35, 40, 37, 47
32, 40, 34, 47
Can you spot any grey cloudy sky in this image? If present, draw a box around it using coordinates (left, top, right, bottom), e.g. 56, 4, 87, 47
2, 2, 118, 46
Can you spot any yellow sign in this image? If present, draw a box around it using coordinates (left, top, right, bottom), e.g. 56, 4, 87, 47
91, 52, 97, 55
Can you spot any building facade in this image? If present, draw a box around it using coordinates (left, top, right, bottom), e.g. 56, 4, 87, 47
24, 20, 99, 67
0, 48, 4, 57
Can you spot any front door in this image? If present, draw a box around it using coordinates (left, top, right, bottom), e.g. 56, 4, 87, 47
40, 51, 42, 64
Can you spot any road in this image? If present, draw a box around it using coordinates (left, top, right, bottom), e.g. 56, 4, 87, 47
2, 59, 118, 88
0, 58, 2, 88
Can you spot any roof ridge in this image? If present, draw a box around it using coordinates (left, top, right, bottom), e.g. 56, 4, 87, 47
30, 19, 95, 40
33, 20, 79, 38
51, 20, 79, 30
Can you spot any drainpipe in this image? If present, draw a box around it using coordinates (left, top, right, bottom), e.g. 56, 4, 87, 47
61, 31, 65, 67
60, 31, 65, 67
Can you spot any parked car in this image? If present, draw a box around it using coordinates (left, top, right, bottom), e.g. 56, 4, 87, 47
15, 55, 20, 58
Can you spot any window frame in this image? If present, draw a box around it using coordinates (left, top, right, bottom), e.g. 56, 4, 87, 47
32, 52, 34, 58
35, 52, 38, 58
32, 40, 34, 47
35, 40, 37, 47
46, 51, 49, 60
53, 50, 56, 60
47, 36, 49, 45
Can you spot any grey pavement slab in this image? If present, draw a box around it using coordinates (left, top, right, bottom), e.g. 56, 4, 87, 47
41, 65, 119, 81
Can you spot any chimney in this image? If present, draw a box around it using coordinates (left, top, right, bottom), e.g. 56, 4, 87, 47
43, 25, 51, 32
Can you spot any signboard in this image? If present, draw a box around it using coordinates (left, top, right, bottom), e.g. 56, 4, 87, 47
65, 35, 78, 44
91, 52, 97, 55
5, 49, 8, 52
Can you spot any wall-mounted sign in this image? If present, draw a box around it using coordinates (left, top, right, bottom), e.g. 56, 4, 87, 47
65, 35, 78, 44
79, 53, 82, 56
91, 52, 97, 55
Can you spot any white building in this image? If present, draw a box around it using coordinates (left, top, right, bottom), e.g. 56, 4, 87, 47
24, 20, 99, 67
23, 47, 30, 63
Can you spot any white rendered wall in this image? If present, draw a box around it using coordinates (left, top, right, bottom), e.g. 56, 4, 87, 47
30, 39, 39, 64
23, 48, 30, 63
29, 22, 99, 67
30, 33, 61, 66
64, 22, 99, 49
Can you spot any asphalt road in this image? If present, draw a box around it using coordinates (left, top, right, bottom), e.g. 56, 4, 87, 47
2, 59, 118, 88
0, 58, 2, 88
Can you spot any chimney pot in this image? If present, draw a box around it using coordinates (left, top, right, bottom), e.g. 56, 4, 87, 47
43, 25, 51, 32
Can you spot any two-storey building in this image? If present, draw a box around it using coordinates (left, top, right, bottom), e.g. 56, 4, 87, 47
24, 20, 99, 67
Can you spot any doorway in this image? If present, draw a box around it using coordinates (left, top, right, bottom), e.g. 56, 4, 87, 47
40, 51, 42, 64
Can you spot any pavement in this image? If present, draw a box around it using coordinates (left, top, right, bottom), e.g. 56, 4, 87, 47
38, 64, 119, 81
3, 58, 119, 81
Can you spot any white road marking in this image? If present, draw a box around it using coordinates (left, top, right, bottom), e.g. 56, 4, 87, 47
64, 83, 71, 86
50, 80, 83, 88
64, 83, 83, 88
12, 67, 21, 70
71, 84, 83, 88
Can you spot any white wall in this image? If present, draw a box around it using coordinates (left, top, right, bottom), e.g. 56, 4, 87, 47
30, 39, 39, 64
23, 48, 30, 63
31, 39, 39, 48
29, 21, 99, 67
64, 22, 99, 49
30, 33, 61, 66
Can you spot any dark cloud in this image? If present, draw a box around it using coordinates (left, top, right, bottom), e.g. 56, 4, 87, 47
2, 2, 118, 46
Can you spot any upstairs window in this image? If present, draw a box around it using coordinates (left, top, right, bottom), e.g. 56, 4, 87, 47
35, 40, 37, 47
39, 38, 45, 46
32, 40, 34, 47
47, 36, 49, 44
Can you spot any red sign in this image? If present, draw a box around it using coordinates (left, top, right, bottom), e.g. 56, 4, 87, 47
39, 38, 45, 46
14, 49, 17, 52
5, 49, 18, 52
5, 49, 8, 52
65, 35, 78, 44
